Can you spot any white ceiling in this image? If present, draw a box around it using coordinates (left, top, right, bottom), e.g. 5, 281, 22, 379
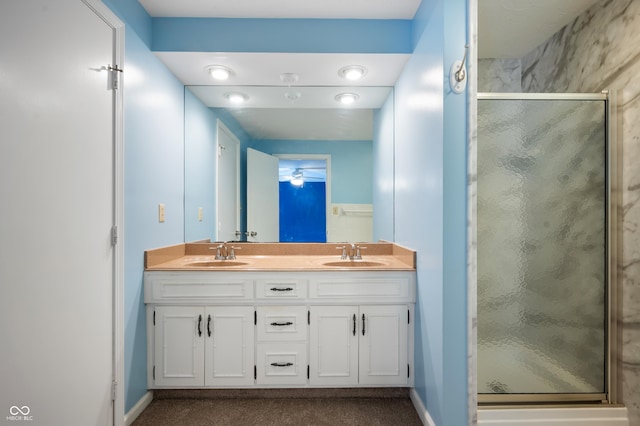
141, 0, 600, 139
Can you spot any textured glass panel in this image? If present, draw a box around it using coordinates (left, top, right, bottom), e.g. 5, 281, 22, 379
477, 99, 606, 395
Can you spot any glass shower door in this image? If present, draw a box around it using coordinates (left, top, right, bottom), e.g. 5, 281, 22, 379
477, 95, 608, 401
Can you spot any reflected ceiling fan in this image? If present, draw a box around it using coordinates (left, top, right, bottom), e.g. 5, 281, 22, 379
279, 167, 326, 186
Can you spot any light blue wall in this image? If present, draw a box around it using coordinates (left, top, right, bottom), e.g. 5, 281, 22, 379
373, 92, 395, 241
184, 100, 252, 242
385, 0, 468, 424
121, 31, 185, 412
251, 139, 373, 204
442, 0, 469, 424
103, 0, 186, 412
152, 18, 412, 53
184, 90, 218, 242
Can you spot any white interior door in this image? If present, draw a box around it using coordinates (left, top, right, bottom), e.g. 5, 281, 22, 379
247, 148, 279, 242
0, 0, 120, 424
216, 122, 240, 241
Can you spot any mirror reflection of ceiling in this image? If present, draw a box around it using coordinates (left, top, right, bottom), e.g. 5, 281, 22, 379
279, 159, 327, 183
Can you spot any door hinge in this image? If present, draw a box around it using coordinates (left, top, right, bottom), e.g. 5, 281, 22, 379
111, 225, 118, 246
108, 65, 123, 90
111, 380, 117, 401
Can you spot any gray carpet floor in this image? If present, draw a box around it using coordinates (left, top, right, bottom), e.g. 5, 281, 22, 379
132, 389, 423, 426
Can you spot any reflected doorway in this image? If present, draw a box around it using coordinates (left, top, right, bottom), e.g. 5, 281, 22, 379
277, 156, 331, 242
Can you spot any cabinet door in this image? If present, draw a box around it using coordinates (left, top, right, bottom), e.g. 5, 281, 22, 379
154, 306, 205, 387
309, 306, 358, 386
359, 305, 408, 385
204, 306, 254, 386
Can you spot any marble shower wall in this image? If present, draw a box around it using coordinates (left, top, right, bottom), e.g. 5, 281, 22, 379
477, 59, 521, 92
478, 0, 640, 421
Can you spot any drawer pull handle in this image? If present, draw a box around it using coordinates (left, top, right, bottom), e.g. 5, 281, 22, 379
270, 362, 294, 367
270, 321, 293, 326
353, 314, 356, 336
270, 287, 294, 292
362, 313, 366, 336
197, 314, 202, 337
207, 315, 212, 337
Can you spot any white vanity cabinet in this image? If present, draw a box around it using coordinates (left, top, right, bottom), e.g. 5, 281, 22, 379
152, 305, 254, 387
309, 305, 409, 386
145, 270, 415, 389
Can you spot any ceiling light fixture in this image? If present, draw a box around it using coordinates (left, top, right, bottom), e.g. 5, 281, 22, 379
338, 65, 367, 81
280, 73, 299, 86
225, 92, 248, 104
205, 65, 234, 80
284, 91, 301, 102
335, 93, 359, 105
290, 169, 304, 186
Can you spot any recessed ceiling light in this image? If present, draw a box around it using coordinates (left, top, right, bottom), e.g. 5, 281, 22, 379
335, 93, 359, 105
280, 73, 300, 85
225, 92, 248, 104
205, 65, 234, 80
284, 91, 301, 102
338, 65, 367, 81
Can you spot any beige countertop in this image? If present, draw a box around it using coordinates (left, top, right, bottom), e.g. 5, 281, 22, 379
145, 242, 415, 272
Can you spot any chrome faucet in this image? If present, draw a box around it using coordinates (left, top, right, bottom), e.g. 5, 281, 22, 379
211, 242, 241, 260
213, 243, 227, 260
337, 243, 367, 260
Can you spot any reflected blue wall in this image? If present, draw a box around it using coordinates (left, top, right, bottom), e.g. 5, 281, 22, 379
279, 181, 327, 242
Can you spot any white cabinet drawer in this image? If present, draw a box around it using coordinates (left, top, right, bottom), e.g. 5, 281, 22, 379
309, 277, 412, 301
144, 272, 253, 303
256, 278, 308, 299
256, 343, 308, 385
256, 306, 308, 341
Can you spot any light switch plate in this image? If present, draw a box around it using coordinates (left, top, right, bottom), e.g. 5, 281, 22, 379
158, 204, 165, 223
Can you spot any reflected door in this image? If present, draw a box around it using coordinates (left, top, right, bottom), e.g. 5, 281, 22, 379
216, 123, 240, 241
247, 148, 279, 242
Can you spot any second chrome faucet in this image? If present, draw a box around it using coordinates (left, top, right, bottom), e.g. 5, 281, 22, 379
337, 243, 367, 260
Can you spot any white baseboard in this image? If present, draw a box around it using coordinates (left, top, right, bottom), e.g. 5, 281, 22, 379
410, 388, 436, 426
478, 407, 629, 426
124, 391, 153, 426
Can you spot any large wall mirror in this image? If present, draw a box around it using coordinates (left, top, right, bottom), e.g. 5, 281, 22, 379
184, 83, 395, 243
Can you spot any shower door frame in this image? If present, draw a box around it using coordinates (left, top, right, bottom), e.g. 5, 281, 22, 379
476, 92, 620, 405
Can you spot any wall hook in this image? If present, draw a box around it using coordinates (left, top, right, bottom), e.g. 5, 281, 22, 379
450, 44, 469, 94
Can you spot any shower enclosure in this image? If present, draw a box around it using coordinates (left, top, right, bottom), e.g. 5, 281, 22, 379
477, 93, 617, 404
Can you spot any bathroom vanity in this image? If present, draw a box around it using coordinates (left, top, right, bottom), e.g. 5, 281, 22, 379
144, 242, 416, 390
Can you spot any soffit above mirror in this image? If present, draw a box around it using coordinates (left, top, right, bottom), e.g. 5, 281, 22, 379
139, 0, 421, 19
